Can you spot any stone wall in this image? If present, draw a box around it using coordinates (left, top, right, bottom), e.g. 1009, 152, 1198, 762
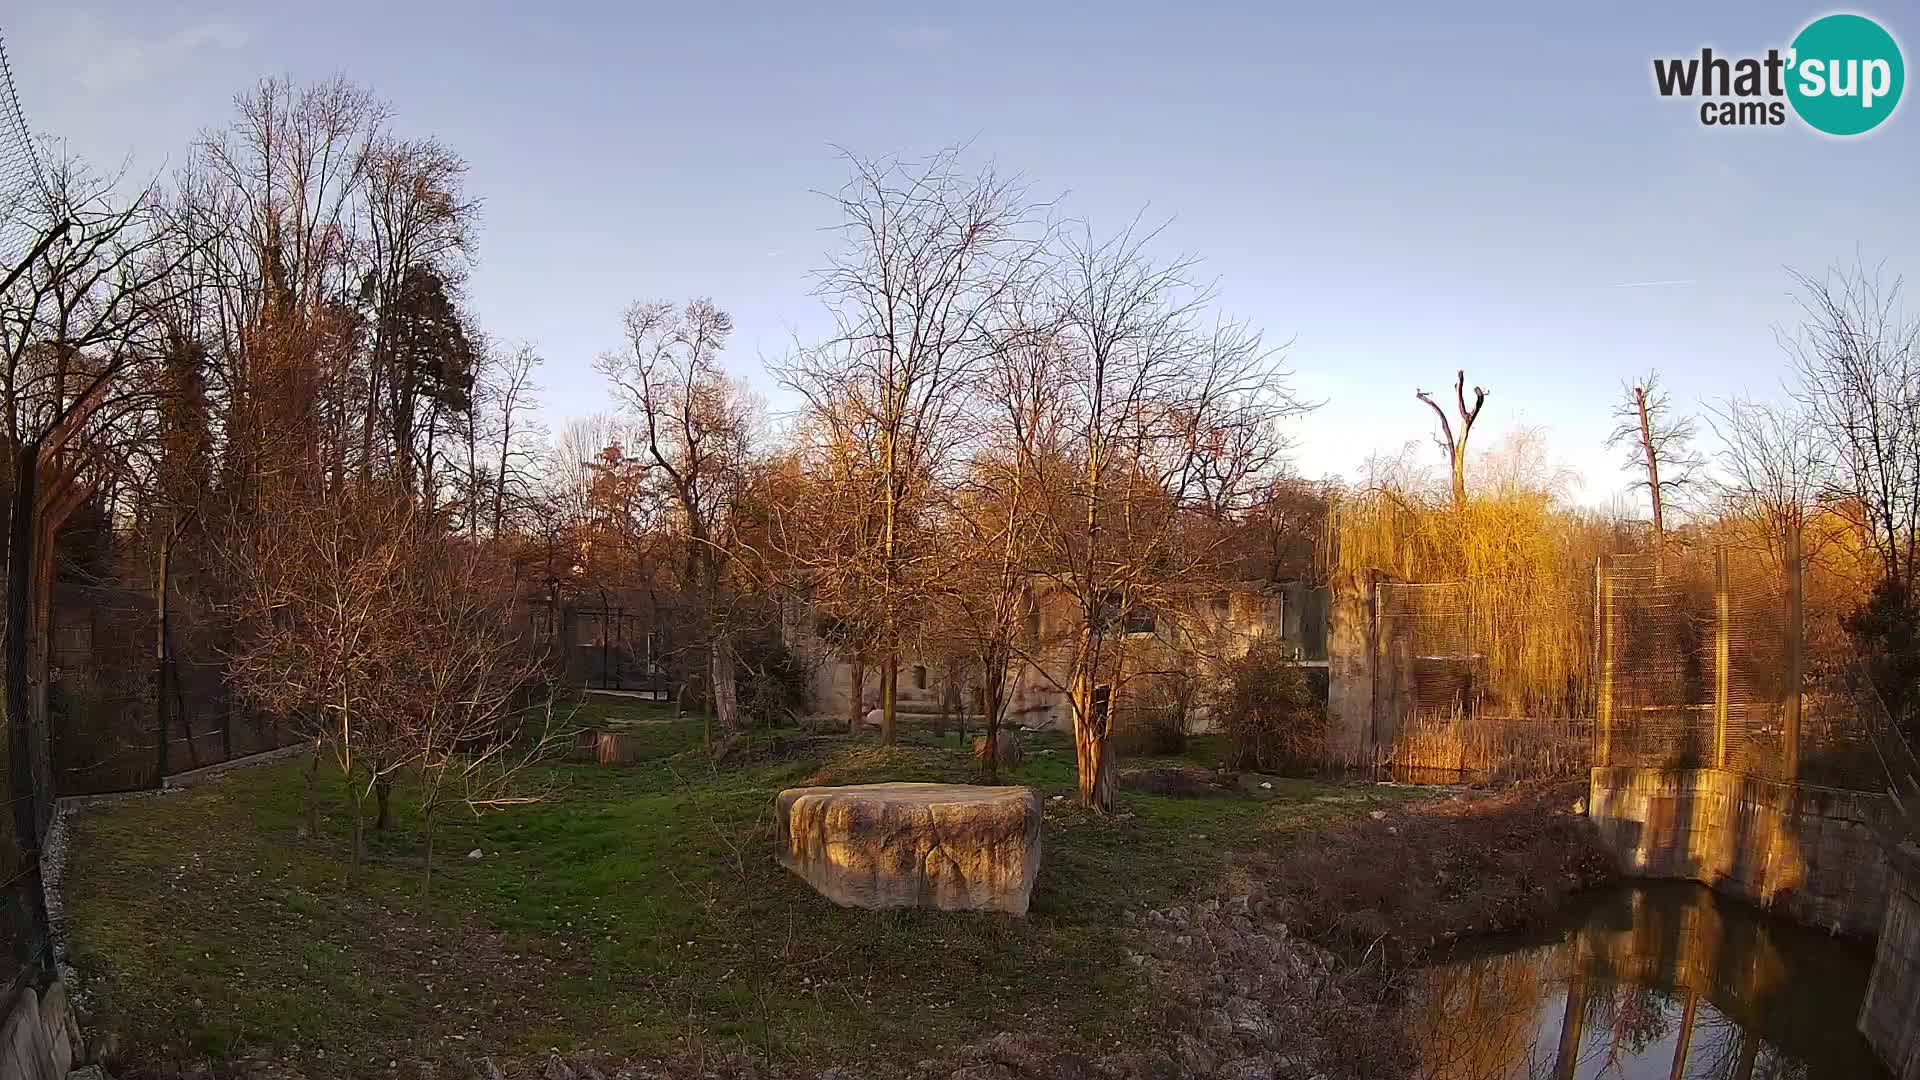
1587, 766, 1895, 937
1861, 845, 1920, 1080
0, 979, 82, 1080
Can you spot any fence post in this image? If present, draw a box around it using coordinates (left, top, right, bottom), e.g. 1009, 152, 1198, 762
1785, 526, 1803, 781
1596, 558, 1614, 769
1714, 547, 1730, 771
1366, 569, 1380, 762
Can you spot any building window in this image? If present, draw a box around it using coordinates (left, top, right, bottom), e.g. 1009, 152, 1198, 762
913, 664, 928, 690
1123, 608, 1155, 635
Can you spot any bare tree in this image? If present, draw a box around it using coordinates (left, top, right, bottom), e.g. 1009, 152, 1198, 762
1786, 263, 1920, 594
779, 148, 1045, 744
1606, 371, 1702, 552
1784, 262, 1920, 732
1014, 224, 1305, 812
1707, 395, 1825, 564
0, 154, 195, 859
1416, 370, 1488, 509
597, 300, 758, 738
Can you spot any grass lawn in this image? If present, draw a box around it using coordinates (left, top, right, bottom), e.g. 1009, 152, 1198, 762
63, 699, 1417, 1078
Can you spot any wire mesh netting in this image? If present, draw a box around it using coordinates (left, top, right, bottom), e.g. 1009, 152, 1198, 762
1720, 544, 1793, 779
1599, 553, 1712, 769
1596, 541, 1896, 792
0, 31, 43, 270
1373, 579, 1595, 781
0, 24, 44, 994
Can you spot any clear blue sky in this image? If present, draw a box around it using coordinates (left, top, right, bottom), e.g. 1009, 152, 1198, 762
9, 2, 1916, 505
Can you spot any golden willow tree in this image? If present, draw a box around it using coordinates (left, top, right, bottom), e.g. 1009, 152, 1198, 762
1332, 432, 1617, 718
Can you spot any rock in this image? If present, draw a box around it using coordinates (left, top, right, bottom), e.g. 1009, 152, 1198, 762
1368, 810, 1386, 820
863, 707, 885, 730
1215, 1056, 1279, 1080
948, 1066, 1017, 1080
721, 1053, 762, 1080
1226, 895, 1252, 917
971, 729, 1025, 769
775, 783, 1044, 915
1172, 1032, 1217, 1076
467, 849, 485, 860
543, 1053, 578, 1080
0, 987, 48, 1080
982, 1034, 1099, 1080
39, 980, 78, 1078
1224, 995, 1276, 1042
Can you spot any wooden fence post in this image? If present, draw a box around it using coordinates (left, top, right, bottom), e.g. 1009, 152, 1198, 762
1785, 526, 1803, 781
1596, 558, 1614, 768
1715, 547, 1730, 771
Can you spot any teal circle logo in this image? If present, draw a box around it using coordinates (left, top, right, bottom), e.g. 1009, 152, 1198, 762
1787, 14, 1904, 135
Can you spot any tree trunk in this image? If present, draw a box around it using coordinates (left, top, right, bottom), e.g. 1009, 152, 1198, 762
1072, 670, 1115, 814
346, 774, 366, 873
304, 737, 322, 837
375, 775, 393, 831
709, 631, 739, 736
880, 653, 898, 746
5, 441, 52, 840
849, 653, 867, 734
1634, 387, 1665, 553
422, 807, 436, 900
154, 535, 172, 785
3, 441, 52, 980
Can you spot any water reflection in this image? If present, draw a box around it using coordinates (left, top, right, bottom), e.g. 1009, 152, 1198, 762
1410, 883, 1887, 1079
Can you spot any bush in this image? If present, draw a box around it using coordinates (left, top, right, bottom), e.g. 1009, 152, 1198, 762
734, 634, 811, 728
1212, 638, 1324, 773
1111, 675, 1191, 757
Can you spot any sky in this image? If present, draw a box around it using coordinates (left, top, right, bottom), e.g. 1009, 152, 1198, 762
7, 2, 1916, 506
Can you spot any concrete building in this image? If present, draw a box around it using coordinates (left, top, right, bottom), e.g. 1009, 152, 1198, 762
789, 578, 1327, 733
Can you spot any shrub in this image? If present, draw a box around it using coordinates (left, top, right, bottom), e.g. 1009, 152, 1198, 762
1111, 675, 1191, 758
1212, 638, 1324, 773
734, 634, 811, 728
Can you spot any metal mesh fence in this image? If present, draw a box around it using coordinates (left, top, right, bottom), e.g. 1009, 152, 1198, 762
1719, 543, 1793, 779
50, 582, 303, 794
1599, 553, 1711, 769
1376, 581, 1476, 740
1371, 579, 1596, 781
1598, 539, 1895, 792
0, 30, 43, 269
0, 26, 44, 996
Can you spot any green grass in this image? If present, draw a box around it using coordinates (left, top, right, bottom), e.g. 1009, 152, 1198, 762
63, 705, 1411, 1077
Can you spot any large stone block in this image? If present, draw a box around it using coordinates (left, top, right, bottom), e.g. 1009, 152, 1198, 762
775, 782, 1043, 915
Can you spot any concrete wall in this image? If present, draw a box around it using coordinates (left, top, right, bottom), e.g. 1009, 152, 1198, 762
1862, 846, 1920, 1080
1588, 766, 1896, 938
1324, 572, 1373, 765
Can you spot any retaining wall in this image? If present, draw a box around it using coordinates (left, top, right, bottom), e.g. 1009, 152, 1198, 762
1587, 766, 1894, 937
1862, 845, 1920, 1080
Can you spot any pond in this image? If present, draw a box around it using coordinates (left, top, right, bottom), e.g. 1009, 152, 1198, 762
1407, 883, 1888, 1079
